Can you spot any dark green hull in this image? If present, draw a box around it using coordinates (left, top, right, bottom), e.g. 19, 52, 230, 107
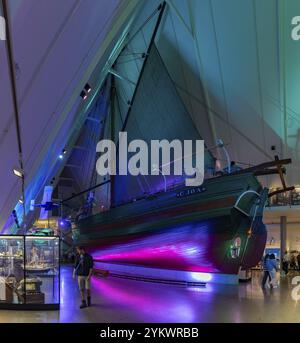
76, 173, 268, 274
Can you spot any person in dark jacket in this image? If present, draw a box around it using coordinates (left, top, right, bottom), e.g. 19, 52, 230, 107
73, 246, 94, 308
282, 251, 289, 275
297, 253, 300, 271
290, 253, 297, 270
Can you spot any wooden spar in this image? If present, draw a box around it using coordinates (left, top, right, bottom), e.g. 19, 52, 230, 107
268, 186, 295, 198
229, 158, 292, 176
275, 155, 286, 188
267, 155, 295, 197
224, 156, 294, 198
254, 167, 286, 176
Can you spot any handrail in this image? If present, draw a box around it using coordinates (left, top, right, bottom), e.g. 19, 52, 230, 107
234, 190, 260, 217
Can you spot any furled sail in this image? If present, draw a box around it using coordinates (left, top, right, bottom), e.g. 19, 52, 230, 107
111, 43, 215, 206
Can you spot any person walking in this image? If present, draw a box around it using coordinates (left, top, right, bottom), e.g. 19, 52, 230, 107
268, 254, 279, 288
297, 253, 300, 271
262, 254, 271, 289
73, 246, 94, 309
282, 251, 289, 275
290, 253, 297, 270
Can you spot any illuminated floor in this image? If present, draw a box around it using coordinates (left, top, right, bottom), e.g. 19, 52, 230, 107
0, 266, 300, 323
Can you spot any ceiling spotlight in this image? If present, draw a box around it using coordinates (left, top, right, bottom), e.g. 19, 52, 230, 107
84, 83, 91, 93
18, 198, 24, 204
63, 149, 67, 155
13, 167, 24, 178
80, 90, 87, 100
58, 154, 64, 160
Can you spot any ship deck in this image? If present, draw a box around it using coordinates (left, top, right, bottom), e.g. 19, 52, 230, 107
1, 265, 300, 323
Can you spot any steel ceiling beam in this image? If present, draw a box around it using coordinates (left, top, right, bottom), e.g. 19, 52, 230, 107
2, 0, 26, 224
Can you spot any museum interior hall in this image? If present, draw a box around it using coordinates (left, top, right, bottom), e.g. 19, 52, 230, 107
1, 0, 300, 323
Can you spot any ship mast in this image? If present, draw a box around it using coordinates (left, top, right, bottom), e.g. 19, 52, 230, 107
117, 2, 167, 138
106, 2, 168, 208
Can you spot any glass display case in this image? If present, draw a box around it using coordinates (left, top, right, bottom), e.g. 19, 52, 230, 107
0, 235, 60, 310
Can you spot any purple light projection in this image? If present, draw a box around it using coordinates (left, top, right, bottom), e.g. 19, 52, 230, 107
90, 222, 223, 274
91, 276, 198, 322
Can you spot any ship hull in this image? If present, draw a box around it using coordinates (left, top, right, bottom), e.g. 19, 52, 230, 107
76, 173, 268, 275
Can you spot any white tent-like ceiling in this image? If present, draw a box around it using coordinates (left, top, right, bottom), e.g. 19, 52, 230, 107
1, 0, 300, 232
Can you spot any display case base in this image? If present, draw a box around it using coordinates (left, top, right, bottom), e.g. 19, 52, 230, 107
0, 303, 59, 310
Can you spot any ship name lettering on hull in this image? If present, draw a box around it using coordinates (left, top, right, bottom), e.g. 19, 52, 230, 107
176, 186, 206, 198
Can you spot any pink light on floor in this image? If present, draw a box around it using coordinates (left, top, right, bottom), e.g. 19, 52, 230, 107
91, 276, 197, 322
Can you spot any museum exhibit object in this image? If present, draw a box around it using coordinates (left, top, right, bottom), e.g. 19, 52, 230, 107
0, 236, 60, 310
73, 3, 293, 284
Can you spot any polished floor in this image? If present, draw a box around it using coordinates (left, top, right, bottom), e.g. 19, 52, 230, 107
1, 266, 300, 323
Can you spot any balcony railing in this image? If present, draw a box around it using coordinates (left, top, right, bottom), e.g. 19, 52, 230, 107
267, 189, 300, 207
